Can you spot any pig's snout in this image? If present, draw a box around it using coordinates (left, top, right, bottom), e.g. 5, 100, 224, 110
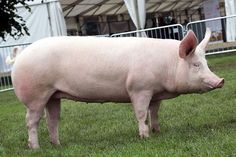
215, 78, 224, 88
203, 76, 224, 91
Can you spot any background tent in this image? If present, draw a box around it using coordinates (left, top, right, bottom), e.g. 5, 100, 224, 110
225, 0, 236, 42
124, 0, 146, 37
0, 0, 67, 74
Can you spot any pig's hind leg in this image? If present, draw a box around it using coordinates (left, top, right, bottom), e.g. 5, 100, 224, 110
24, 89, 56, 149
45, 97, 61, 145
148, 101, 161, 133
26, 106, 44, 149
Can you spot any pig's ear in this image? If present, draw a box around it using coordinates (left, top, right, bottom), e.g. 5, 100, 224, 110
198, 27, 211, 50
179, 30, 198, 58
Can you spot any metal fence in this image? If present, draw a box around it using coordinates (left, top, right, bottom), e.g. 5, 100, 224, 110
187, 15, 236, 55
111, 15, 236, 56
0, 43, 30, 92
111, 24, 184, 40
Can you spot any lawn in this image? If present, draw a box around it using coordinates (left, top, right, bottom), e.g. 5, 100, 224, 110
0, 53, 235, 157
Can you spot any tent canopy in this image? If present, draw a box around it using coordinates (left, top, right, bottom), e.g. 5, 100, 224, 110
61, 0, 205, 17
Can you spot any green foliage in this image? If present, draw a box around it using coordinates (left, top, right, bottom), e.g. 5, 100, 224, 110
0, 0, 32, 40
0, 53, 236, 156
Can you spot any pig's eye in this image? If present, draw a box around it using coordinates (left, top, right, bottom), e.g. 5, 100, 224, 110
193, 63, 200, 68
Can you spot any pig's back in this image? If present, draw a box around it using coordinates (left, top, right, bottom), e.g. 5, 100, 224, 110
14, 36, 177, 77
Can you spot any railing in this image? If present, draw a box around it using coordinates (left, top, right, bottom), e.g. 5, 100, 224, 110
0, 43, 30, 92
111, 15, 236, 56
111, 24, 184, 40
186, 15, 236, 55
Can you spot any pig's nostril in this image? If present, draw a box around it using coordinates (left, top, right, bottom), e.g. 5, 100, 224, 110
217, 78, 224, 88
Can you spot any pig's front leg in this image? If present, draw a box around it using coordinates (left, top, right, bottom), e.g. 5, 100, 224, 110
130, 91, 152, 138
148, 101, 161, 133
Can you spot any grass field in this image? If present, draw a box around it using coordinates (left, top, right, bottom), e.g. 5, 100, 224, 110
0, 53, 236, 157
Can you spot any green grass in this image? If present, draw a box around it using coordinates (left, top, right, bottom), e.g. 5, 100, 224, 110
0, 53, 236, 157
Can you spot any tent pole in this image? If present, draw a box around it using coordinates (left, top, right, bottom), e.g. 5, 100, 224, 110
46, 2, 54, 36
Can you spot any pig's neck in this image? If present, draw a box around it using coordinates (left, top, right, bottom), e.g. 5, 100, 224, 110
157, 49, 182, 95
174, 58, 192, 94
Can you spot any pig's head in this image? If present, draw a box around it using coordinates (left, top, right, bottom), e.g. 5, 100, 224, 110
176, 28, 224, 93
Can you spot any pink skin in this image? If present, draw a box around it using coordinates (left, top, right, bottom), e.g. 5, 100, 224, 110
12, 28, 224, 149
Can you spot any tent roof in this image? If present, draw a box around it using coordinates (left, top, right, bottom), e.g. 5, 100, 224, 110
60, 0, 205, 17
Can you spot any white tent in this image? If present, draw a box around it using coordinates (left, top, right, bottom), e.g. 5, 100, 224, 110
124, 0, 146, 37
0, 0, 67, 46
225, 0, 236, 42
0, 0, 67, 73
61, 0, 205, 35
61, 0, 204, 17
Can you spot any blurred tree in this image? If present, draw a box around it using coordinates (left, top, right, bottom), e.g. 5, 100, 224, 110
0, 0, 32, 41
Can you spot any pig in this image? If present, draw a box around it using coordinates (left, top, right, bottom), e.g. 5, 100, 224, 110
11, 28, 224, 149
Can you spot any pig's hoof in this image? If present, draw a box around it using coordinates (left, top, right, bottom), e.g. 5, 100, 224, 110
151, 125, 160, 134
28, 141, 40, 149
51, 140, 61, 146
139, 127, 149, 139
140, 134, 149, 139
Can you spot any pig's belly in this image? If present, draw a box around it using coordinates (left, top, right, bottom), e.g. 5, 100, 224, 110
52, 90, 131, 103
52, 78, 131, 103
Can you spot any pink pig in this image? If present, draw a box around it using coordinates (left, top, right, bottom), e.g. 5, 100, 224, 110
11, 28, 224, 149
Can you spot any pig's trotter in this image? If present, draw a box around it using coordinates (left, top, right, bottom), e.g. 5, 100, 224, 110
26, 108, 43, 149
149, 101, 161, 134
46, 98, 61, 145
151, 124, 160, 133
130, 91, 152, 138
139, 124, 149, 138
